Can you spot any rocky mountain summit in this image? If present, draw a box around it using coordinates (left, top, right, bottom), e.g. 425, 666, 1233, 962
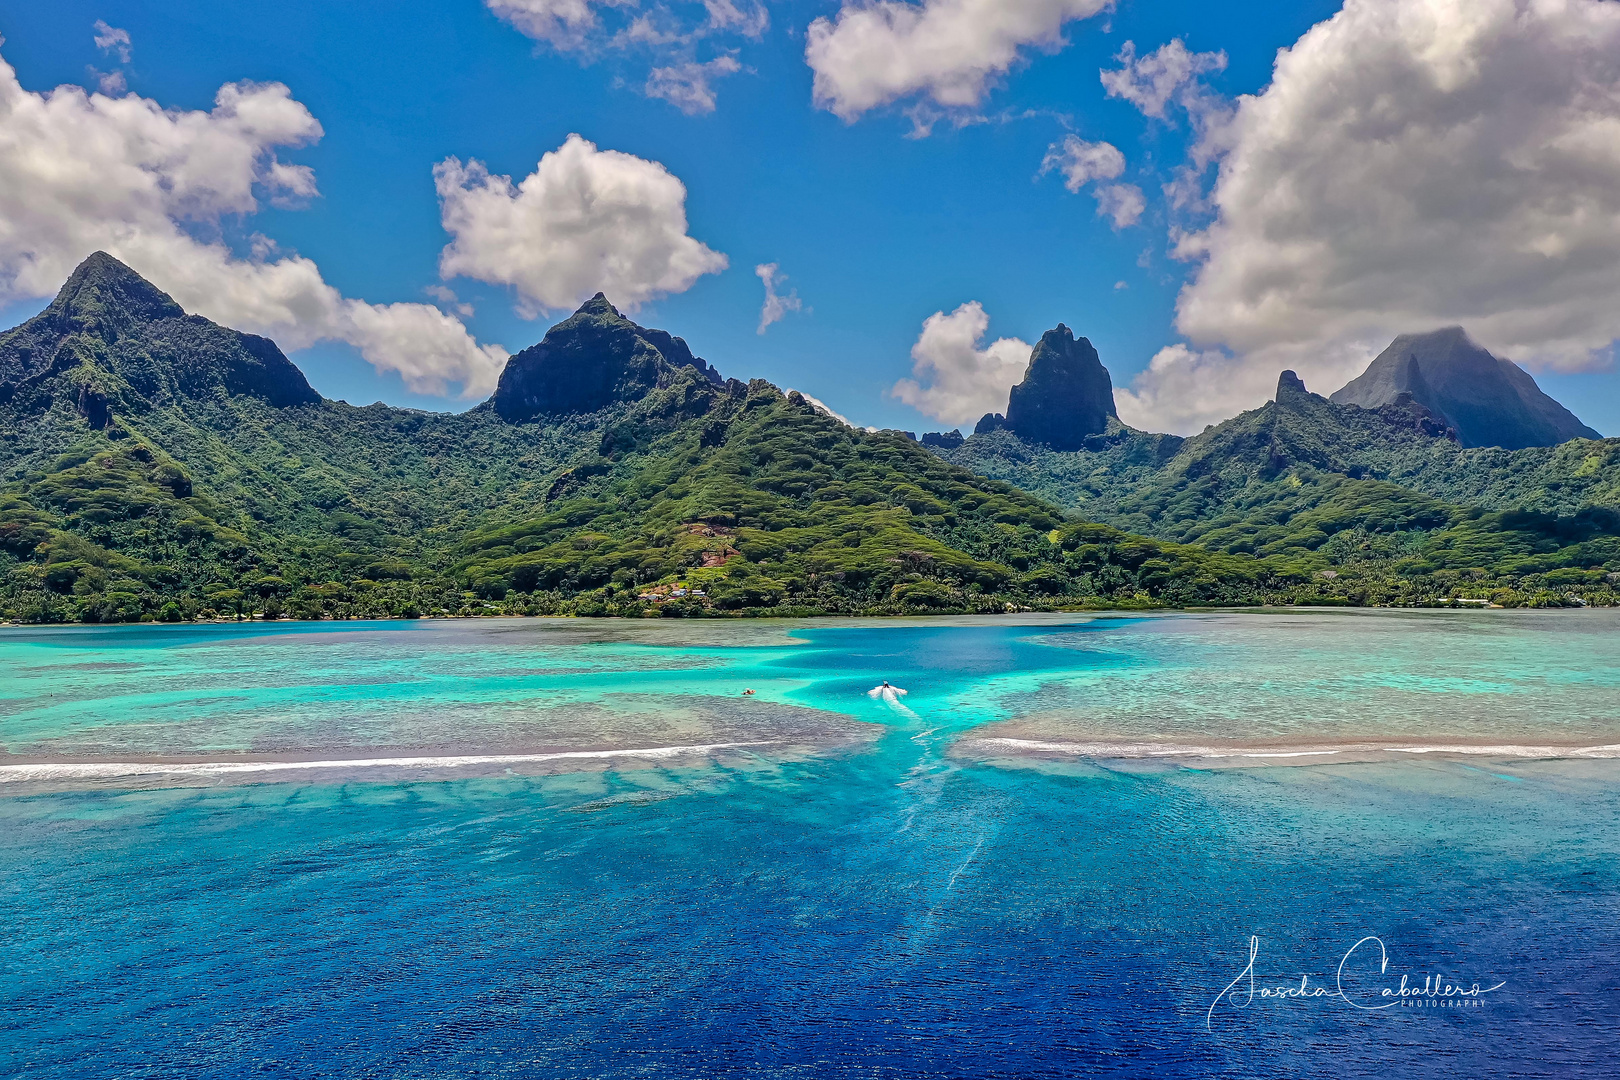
1329, 327, 1598, 449
0, 252, 319, 417
1, 255, 1616, 623
973, 324, 1118, 450
492, 293, 722, 421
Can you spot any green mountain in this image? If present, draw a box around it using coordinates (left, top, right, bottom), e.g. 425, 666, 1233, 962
936, 364, 1620, 607
5, 254, 1616, 624
0, 251, 322, 421
0, 254, 1278, 624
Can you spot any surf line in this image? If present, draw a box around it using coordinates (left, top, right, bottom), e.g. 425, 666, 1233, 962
0, 742, 779, 782
969, 737, 1620, 760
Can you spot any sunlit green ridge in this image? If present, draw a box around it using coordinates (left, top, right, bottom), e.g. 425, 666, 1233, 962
3, 255, 1618, 623
0, 255, 1265, 622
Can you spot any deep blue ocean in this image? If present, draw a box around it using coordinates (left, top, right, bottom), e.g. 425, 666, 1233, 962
2, 612, 1618, 1077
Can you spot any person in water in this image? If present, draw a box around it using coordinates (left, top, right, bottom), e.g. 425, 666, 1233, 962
742, 688, 755, 696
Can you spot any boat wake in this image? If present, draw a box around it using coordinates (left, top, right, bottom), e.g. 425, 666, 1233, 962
868, 683, 918, 719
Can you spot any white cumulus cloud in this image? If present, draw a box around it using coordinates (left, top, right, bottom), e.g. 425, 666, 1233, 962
646, 55, 742, 115
1039, 135, 1144, 228
890, 301, 1032, 426
92, 20, 132, 64
488, 0, 764, 112
1137, 0, 1620, 435
1040, 135, 1123, 191
702, 0, 769, 38
805, 0, 1111, 126
1101, 39, 1232, 227
755, 262, 803, 334
0, 49, 505, 397
484, 0, 621, 49
435, 133, 728, 315
1113, 343, 1270, 436
1093, 183, 1146, 229
1100, 39, 1226, 119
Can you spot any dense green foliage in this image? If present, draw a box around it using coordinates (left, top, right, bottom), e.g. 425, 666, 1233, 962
0, 256, 1289, 622
0, 394, 597, 618
949, 377, 1620, 522
0, 372, 1297, 622
450, 377, 1285, 614
938, 377, 1620, 608
4, 254, 1617, 624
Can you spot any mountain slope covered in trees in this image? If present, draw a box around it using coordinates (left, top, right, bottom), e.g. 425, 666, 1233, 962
0, 254, 1281, 622
935, 368, 1620, 605
3, 254, 1618, 624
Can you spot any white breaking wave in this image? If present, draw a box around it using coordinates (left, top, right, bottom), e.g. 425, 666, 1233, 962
0, 742, 777, 784
967, 737, 1620, 761
1386, 743, 1620, 758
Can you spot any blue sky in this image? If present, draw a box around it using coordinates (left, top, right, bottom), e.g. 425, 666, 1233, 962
1, 0, 1617, 436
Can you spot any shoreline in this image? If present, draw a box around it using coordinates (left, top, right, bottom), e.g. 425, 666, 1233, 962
3, 604, 1613, 635
9, 601, 1620, 631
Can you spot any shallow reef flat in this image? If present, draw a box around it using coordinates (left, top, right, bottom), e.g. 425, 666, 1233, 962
947, 608, 1620, 770
0, 619, 884, 793
4, 612, 1620, 1076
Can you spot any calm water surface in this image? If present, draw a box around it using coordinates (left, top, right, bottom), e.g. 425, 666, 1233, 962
2, 611, 1617, 1077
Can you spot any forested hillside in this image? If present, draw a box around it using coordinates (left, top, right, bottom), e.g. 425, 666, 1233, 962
0, 255, 1280, 622
936, 370, 1620, 607
3, 254, 1617, 624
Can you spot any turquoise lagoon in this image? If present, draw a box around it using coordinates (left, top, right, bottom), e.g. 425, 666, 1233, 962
2, 611, 1618, 1076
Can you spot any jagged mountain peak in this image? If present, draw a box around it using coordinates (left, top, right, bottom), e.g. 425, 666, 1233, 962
1264, 365, 1455, 440
491, 295, 722, 421
45, 251, 185, 333
1002, 323, 1118, 451
575, 292, 621, 318
1403, 324, 1469, 348
1275, 370, 1310, 397
1330, 327, 1599, 449
0, 253, 319, 409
